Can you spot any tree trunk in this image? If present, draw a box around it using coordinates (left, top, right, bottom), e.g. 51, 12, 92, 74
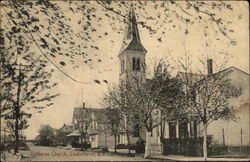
203, 123, 208, 161
114, 134, 117, 152
144, 131, 151, 158
126, 130, 131, 155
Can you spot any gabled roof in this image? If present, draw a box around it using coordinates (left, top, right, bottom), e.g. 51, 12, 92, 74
72, 107, 107, 124
119, 5, 147, 55
72, 107, 90, 123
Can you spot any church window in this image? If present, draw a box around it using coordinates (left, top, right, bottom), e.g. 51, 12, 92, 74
137, 58, 140, 71
179, 122, 188, 138
169, 122, 176, 139
132, 57, 140, 71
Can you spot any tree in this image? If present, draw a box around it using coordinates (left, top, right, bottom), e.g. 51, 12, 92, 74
74, 108, 90, 150
38, 124, 56, 146
129, 61, 184, 158
178, 63, 242, 160
104, 60, 184, 158
104, 107, 121, 152
104, 82, 139, 155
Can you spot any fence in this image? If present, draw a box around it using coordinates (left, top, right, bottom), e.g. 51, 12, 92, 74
163, 137, 250, 157
162, 137, 213, 157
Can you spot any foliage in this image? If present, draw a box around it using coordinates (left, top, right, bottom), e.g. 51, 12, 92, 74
37, 124, 56, 146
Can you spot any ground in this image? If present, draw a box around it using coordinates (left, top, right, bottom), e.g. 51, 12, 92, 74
1, 142, 249, 161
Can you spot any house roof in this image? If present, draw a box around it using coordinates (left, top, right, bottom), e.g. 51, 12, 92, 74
72, 107, 107, 124
57, 124, 73, 133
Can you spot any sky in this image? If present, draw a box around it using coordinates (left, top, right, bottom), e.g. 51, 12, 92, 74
14, 1, 249, 139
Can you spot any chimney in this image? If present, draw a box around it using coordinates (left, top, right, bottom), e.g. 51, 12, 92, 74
207, 59, 213, 75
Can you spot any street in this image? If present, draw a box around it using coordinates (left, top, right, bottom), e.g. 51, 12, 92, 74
16, 143, 150, 161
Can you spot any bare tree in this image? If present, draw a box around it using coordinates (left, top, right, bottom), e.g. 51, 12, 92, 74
128, 61, 183, 158
104, 82, 139, 155
74, 109, 90, 150
104, 107, 121, 152
178, 61, 242, 160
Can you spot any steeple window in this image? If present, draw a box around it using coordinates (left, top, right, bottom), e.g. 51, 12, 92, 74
132, 57, 140, 71
137, 58, 140, 71
132, 57, 136, 71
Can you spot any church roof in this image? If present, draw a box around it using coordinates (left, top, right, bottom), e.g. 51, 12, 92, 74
176, 66, 249, 86
119, 5, 147, 55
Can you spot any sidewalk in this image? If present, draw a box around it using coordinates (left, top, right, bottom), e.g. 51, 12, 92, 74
148, 154, 250, 161
107, 149, 250, 161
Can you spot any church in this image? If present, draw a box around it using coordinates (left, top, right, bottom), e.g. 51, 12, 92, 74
116, 4, 250, 156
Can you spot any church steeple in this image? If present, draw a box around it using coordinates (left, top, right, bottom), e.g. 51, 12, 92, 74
118, 4, 147, 82
119, 4, 146, 55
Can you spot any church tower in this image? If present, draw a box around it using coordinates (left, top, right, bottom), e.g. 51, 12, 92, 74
118, 5, 147, 83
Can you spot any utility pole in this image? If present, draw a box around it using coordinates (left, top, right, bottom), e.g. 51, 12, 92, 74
12, 63, 31, 154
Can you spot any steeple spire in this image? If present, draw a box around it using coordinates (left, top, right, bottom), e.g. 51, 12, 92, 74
125, 3, 141, 42
119, 4, 146, 55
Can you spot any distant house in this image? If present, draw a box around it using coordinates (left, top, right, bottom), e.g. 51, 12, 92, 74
56, 124, 73, 146
70, 104, 114, 148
